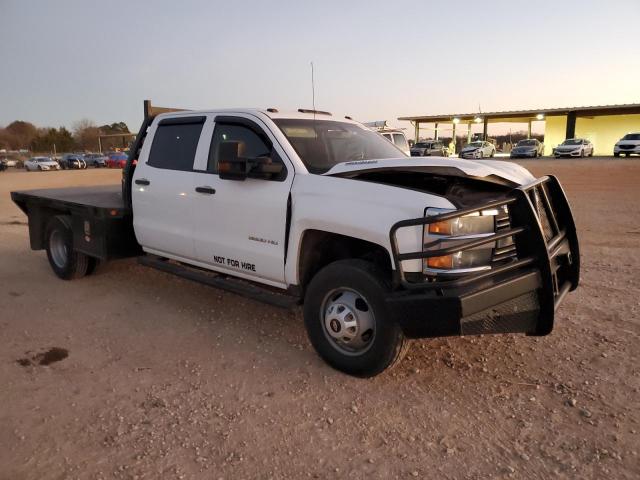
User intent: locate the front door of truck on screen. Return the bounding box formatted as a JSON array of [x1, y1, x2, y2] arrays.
[[132, 115, 208, 261], [191, 115, 293, 286]]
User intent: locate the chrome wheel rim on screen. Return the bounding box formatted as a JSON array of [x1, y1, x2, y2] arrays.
[[49, 229, 68, 268], [321, 288, 376, 356]]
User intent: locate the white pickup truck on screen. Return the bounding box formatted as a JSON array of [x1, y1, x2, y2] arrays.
[[11, 101, 580, 377]]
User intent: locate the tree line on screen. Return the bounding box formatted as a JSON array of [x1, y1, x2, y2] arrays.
[[0, 119, 131, 154]]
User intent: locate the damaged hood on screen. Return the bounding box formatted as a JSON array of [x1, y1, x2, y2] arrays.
[[323, 157, 536, 186]]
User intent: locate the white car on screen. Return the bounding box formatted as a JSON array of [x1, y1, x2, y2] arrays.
[[24, 157, 61, 171], [614, 133, 640, 157], [364, 121, 410, 156], [2, 158, 18, 167], [553, 138, 594, 158], [459, 141, 496, 159]]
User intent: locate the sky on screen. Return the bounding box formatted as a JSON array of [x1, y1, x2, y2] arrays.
[[1, 0, 639, 137]]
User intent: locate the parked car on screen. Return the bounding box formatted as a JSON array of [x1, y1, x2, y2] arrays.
[[510, 139, 544, 158], [59, 153, 87, 169], [410, 140, 448, 157], [84, 153, 108, 167], [0, 161, 6, 172], [459, 141, 496, 159], [106, 152, 128, 168], [1, 157, 18, 167], [553, 139, 594, 158], [24, 157, 61, 171], [613, 133, 640, 157]]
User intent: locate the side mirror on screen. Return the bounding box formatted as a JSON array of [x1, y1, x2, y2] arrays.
[[247, 156, 284, 180], [218, 141, 284, 181], [218, 141, 248, 181]]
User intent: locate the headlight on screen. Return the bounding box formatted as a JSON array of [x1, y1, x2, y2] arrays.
[[428, 210, 494, 236], [424, 207, 503, 274]]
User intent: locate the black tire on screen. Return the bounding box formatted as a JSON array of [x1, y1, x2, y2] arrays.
[[614, 152, 620, 157], [45, 216, 89, 280], [490, 150, 495, 158], [303, 259, 410, 377]]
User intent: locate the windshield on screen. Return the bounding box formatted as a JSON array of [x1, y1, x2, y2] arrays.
[[414, 142, 431, 148], [35, 158, 51, 162], [273, 119, 405, 173], [467, 142, 483, 148], [622, 133, 640, 141], [517, 140, 537, 146], [562, 139, 582, 145]]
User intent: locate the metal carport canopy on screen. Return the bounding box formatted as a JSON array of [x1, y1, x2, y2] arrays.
[[398, 103, 640, 123]]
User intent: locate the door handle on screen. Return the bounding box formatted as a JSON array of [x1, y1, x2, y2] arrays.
[[135, 178, 150, 185], [195, 186, 216, 195]]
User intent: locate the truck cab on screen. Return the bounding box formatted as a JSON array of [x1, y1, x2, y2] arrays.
[[12, 102, 580, 377]]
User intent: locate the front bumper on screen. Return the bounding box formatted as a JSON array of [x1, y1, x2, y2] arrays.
[[387, 175, 580, 338], [459, 150, 480, 159], [510, 150, 537, 158], [554, 149, 581, 157], [614, 146, 640, 154]]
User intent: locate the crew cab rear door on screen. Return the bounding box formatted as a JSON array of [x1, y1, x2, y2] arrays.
[[131, 115, 207, 260], [191, 114, 293, 286]]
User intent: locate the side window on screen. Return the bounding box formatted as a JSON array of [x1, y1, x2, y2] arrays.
[[207, 123, 285, 180], [148, 118, 204, 171], [392, 134, 408, 150]]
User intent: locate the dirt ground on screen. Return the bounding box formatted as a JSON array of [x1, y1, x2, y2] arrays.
[[1, 159, 639, 480]]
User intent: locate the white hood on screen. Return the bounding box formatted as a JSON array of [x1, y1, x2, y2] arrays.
[[323, 157, 536, 186]]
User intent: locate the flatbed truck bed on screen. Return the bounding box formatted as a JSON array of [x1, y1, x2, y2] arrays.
[[11, 185, 140, 260]]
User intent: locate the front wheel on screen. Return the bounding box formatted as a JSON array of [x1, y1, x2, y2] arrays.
[[45, 216, 90, 280], [303, 259, 410, 377]]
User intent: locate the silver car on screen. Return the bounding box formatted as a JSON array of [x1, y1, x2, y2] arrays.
[[24, 157, 61, 171], [613, 133, 640, 157], [459, 141, 496, 159], [553, 138, 594, 158]]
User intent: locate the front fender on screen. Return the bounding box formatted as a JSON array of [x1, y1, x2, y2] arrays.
[[285, 175, 455, 285]]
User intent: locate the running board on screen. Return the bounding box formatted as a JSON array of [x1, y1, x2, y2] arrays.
[[138, 255, 299, 309]]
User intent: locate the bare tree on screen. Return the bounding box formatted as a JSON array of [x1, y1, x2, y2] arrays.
[[72, 118, 100, 152]]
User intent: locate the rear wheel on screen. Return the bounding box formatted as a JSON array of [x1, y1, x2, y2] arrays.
[[303, 259, 410, 377], [45, 216, 89, 280]]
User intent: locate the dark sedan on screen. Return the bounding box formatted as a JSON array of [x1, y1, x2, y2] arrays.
[[83, 153, 108, 167], [59, 154, 87, 169]]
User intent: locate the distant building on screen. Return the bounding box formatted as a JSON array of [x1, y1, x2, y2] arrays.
[[399, 103, 640, 156]]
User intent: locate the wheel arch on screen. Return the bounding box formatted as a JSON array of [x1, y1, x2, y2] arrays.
[[296, 229, 393, 295]]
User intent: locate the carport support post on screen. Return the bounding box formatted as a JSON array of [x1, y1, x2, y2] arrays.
[[98, 136, 102, 154], [527, 120, 532, 139], [467, 122, 472, 143], [434, 122, 439, 140], [414, 121, 419, 142], [451, 121, 456, 155], [566, 111, 577, 139], [482, 119, 488, 140]]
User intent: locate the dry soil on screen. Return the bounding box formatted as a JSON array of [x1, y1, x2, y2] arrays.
[[0, 159, 639, 479]]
